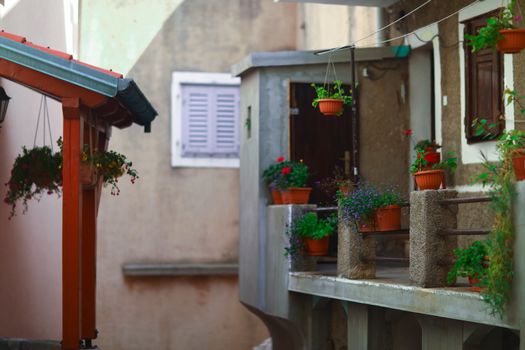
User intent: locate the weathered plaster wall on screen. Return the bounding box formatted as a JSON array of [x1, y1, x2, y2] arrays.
[[82, 0, 298, 349], [0, 0, 75, 340]]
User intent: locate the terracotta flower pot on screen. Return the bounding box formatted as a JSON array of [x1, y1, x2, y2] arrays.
[[512, 149, 525, 181], [358, 217, 376, 233], [81, 163, 98, 187], [270, 188, 283, 204], [317, 99, 344, 116], [280, 187, 312, 204], [497, 29, 525, 54], [303, 236, 330, 256], [468, 274, 483, 293], [375, 205, 401, 232], [414, 169, 445, 190]]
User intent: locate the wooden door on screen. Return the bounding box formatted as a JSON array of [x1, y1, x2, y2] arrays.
[[289, 82, 353, 206]]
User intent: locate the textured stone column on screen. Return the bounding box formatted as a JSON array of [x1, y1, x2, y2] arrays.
[[410, 189, 458, 287], [338, 207, 376, 279]]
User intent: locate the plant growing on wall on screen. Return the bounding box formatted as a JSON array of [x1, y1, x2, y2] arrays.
[[465, 0, 525, 54], [311, 80, 353, 116]]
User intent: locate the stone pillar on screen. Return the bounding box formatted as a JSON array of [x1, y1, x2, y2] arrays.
[[417, 315, 464, 350], [338, 208, 375, 279], [347, 302, 369, 350], [410, 189, 458, 287]]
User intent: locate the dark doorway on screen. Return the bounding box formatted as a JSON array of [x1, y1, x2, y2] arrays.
[[289, 82, 353, 206]]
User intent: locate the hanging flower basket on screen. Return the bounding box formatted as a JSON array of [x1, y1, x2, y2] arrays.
[[81, 163, 98, 187], [497, 29, 525, 53], [317, 99, 344, 116]]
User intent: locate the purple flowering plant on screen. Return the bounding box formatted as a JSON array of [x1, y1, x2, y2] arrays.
[[340, 183, 404, 222]]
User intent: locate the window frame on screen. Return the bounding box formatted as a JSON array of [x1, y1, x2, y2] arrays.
[[463, 10, 504, 144], [171, 71, 241, 168]]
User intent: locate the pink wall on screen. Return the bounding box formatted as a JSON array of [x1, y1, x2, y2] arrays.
[[0, 0, 68, 340]]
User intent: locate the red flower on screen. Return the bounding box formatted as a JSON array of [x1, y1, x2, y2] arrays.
[[404, 129, 413, 136], [281, 167, 291, 175], [276, 156, 285, 163]]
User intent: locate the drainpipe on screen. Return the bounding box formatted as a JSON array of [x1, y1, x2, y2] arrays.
[[375, 7, 385, 47]]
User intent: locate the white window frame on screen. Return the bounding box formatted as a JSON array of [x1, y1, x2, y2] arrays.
[[171, 71, 241, 168], [458, 0, 514, 164]]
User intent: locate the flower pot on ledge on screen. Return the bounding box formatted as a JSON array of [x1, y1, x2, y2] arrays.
[[414, 169, 444, 190], [512, 149, 525, 181], [270, 188, 283, 204], [280, 187, 312, 204], [375, 205, 401, 232], [303, 236, 329, 256], [317, 99, 344, 116], [358, 217, 376, 233], [497, 29, 525, 54]]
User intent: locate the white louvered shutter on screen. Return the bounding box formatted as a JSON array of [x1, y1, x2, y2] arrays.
[[181, 84, 239, 158]]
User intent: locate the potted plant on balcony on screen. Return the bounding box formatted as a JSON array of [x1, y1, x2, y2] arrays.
[[375, 187, 404, 232], [466, 0, 525, 54], [447, 241, 488, 292], [341, 183, 380, 232], [498, 129, 525, 181], [294, 212, 337, 256], [415, 140, 441, 169], [311, 80, 353, 116], [262, 156, 288, 204], [410, 149, 457, 190], [4, 140, 62, 219], [277, 160, 312, 204]]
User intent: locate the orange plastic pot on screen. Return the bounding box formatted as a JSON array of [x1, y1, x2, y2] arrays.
[[280, 187, 312, 204], [358, 217, 376, 233], [317, 99, 344, 116], [414, 169, 444, 190], [270, 188, 283, 204], [375, 205, 401, 232], [468, 274, 483, 293], [303, 236, 330, 256], [512, 149, 525, 181], [497, 29, 525, 54]]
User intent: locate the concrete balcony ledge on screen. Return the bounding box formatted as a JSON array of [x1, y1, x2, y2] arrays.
[[122, 262, 238, 277], [288, 268, 518, 330], [0, 339, 60, 350]]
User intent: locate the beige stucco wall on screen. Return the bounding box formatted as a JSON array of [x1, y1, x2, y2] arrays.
[[0, 0, 74, 340], [297, 4, 378, 50], [80, 0, 297, 349]]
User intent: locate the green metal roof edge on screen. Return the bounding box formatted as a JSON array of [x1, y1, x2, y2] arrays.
[[0, 36, 158, 131]]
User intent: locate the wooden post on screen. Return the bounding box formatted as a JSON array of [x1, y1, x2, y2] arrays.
[[62, 97, 83, 350], [81, 187, 97, 342]]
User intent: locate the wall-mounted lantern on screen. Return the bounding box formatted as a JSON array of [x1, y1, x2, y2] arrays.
[[0, 87, 11, 124]]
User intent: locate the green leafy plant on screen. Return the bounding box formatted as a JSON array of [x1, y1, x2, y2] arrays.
[[294, 212, 337, 240], [4, 139, 63, 218], [414, 139, 441, 152], [409, 149, 457, 174], [82, 145, 138, 196], [275, 160, 309, 189], [262, 156, 288, 187], [472, 128, 523, 317], [311, 80, 353, 108], [465, 0, 519, 52], [447, 241, 488, 285]]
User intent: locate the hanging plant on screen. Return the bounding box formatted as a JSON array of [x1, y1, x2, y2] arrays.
[[311, 80, 353, 116], [466, 0, 525, 54], [4, 139, 63, 218], [81, 146, 138, 196]]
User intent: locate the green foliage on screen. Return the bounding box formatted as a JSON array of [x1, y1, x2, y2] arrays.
[[294, 212, 337, 240], [262, 156, 287, 186], [409, 149, 457, 174], [447, 241, 488, 285], [340, 183, 403, 222], [465, 0, 517, 52], [414, 139, 441, 152], [311, 80, 353, 108], [473, 128, 522, 317], [82, 145, 138, 196], [276, 161, 309, 189], [4, 139, 63, 218]]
